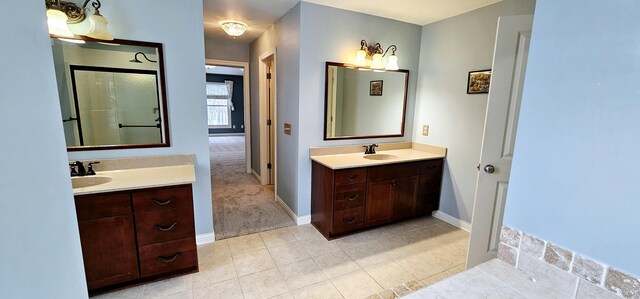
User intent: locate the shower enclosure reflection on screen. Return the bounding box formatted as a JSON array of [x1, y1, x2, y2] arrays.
[[69, 66, 161, 146]]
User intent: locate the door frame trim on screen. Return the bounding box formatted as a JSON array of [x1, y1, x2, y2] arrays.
[[258, 49, 277, 190], [205, 59, 252, 174]]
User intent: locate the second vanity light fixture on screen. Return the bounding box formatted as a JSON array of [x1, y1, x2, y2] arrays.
[[45, 0, 113, 41], [354, 40, 399, 71]]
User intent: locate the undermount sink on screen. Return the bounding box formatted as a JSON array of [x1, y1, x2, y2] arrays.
[[363, 154, 399, 160], [72, 176, 113, 188]]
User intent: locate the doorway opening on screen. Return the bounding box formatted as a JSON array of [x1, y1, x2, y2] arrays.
[[206, 58, 294, 240]]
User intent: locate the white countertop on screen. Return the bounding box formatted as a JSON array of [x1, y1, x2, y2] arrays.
[[310, 148, 446, 170], [72, 165, 196, 195]]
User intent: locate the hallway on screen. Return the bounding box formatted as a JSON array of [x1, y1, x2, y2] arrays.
[[210, 136, 294, 240]]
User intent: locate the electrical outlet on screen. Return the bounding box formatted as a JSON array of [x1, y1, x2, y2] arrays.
[[422, 125, 429, 136]]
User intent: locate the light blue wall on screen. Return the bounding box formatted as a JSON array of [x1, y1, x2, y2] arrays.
[[505, 1, 640, 277], [0, 2, 88, 298], [67, 0, 213, 236], [413, 0, 536, 223], [297, 2, 422, 215]]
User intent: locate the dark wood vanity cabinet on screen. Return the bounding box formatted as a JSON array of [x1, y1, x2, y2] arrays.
[[312, 159, 443, 239], [74, 184, 198, 293]]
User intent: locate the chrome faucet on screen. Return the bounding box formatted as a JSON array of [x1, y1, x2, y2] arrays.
[[363, 144, 378, 154]]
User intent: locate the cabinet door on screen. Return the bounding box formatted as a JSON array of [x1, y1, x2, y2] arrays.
[[79, 215, 139, 290], [365, 180, 394, 227], [392, 176, 419, 221]]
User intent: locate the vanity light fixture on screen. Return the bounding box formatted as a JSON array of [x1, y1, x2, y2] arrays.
[[221, 21, 248, 38], [354, 40, 399, 70], [130, 52, 158, 64], [45, 0, 114, 41]]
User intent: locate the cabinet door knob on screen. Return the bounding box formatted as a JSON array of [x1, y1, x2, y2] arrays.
[[154, 222, 178, 232], [152, 196, 176, 206], [157, 252, 181, 263], [484, 165, 495, 174], [345, 194, 359, 201]]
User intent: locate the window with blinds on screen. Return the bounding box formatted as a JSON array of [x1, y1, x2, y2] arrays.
[[206, 82, 232, 128]]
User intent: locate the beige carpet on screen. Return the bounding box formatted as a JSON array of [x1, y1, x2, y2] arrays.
[[210, 136, 295, 240]]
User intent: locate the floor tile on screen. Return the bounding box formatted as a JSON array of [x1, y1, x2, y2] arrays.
[[404, 216, 440, 229], [157, 290, 192, 299], [260, 227, 297, 248], [268, 241, 311, 266], [421, 270, 453, 287], [270, 293, 294, 299], [92, 285, 143, 298], [292, 280, 344, 299], [516, 253, 579, 298], [393, 251, 450, 280], [197, 239, 231, 264], [313, 250, 362, 279], [141, 275, 192, 298], [478, 256, 577, 299], [193, 278, 243, 299], [228, 233, 266, 256], [330, 270, 384, 299], [343, 241, 392, 268], [407, 268, 525, 299], [278, 259, 327, 291], [364, 261, 419, 289], [192, 257, 238, 289], [233, 248, 277, 277], [238, 268, 290, 299], [299, 238, 342, 258], [288, 224, 325, 241]]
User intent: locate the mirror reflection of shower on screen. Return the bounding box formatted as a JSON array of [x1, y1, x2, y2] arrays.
[[130, 52, 157, 63]]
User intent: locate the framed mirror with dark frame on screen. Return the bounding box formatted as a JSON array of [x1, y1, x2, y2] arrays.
[[51, 36, 170, 151], [324, 62, 409, 140]]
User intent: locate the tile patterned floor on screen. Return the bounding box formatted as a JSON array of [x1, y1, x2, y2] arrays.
[[93, 217, 469, 299]]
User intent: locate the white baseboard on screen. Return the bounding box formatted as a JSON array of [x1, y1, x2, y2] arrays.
[[196, 233, 215, 245], [252, 170, 261, 182], [432, 210, 472, 232], [276, 195, 311, 225]]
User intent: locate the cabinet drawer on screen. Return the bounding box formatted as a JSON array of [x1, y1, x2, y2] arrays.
[[75, 193, 131, 221], [334, 183, 366, 210], [420, 159, 443, 175], [332, 206, 365, 235], [367, 162, 420, 182], [138, 237, 197, 278], [135, 206, 195, 246], [132, 185, 193, 212], [335, 168, 367, 186]]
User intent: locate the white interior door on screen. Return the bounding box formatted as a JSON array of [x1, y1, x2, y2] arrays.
[[467, 15, 533, 268]]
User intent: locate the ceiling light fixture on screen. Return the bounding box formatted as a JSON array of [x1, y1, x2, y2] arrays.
[[221, 21, 248, 38], [354, 40, 399, 70], [45, 0, 114, 41]]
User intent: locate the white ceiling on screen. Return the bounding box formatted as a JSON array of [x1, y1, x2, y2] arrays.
[[203, 0, 503, 43], [203, 0, 299, 43]]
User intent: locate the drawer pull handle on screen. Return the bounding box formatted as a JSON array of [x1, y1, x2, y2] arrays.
[[154, 222, 178, 232], [343, 217, 357, 224], [347, 175, 358, 182], [152, 196, 176, 206], [157, 252, 181, 263], [345, 194, 359, 201]]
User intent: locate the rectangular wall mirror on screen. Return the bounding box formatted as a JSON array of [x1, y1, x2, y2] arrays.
[[51, 37, 169, 151], [324, 62, 409, 140]]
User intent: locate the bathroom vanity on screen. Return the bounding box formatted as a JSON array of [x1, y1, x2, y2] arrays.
[[70, 156, 198, 294], [310, 143, 446, 239]]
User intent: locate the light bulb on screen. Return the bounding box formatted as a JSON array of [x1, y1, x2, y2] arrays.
[[385, 54, 399, 70], [46, 9, 74, 38], [371, 53, 384, 69], [354, 50, 367, 67]]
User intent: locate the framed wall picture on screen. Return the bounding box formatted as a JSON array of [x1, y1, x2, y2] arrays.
[[370, 80, 383, 96], [467, 69, 492, 94]]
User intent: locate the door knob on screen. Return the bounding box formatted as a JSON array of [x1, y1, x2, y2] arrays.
[[484, 165, 495, 174]]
